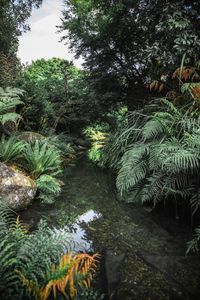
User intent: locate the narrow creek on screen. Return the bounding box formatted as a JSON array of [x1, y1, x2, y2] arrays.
[[20, 158, 200, 300]]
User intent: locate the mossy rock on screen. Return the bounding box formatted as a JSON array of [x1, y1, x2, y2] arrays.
[[0, 163, 37, 211]]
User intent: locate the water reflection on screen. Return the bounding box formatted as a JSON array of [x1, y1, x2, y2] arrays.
[[68, 210, 102, 251]]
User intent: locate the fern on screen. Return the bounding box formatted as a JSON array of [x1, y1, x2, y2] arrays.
[[186, 226, 200, 254], [159, 139, 200, 173], [0, 135, 25, 163], [0, 87, 24, 126], [104, 96, 200, 221], [142, 117, 171, 141], [23, 140, 62, 179], [36, 175, 61, 204], [0, 201, 74, 299], [43, 131, 75, 158], [18, 252, 100, 300], [117, 145, 150, 194]]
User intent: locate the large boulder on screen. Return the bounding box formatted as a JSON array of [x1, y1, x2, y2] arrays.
[[0, 163, 37, 211]]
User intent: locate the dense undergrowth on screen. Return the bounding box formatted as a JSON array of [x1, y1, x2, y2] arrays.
[[1, 55, 200, 300], [1, 1, 200, 298], [0, 64, 103, 299], [0, 202, 101, 300], [84, 61, 200, 254]]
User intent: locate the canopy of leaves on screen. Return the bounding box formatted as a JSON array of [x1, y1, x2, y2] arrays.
[[0, 0, 42, 55], [0, 0, 43, 86], [18, 58, 107, 132], [60, 0, 200, 106]]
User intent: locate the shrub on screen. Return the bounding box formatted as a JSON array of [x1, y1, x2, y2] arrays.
[[102, 97, 200, 218], [83, 122, 109, 166], [23, 140, 62, 179], [0, 135, 25, 163]]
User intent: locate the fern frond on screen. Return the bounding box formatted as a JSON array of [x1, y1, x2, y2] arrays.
[[142, 118, 169, 140], [0, 136, 25, 163], [23, 140, 62, 179], [186, 226, 200, 254], [0, 87, 24, 126], [117, 145, 150, 194]]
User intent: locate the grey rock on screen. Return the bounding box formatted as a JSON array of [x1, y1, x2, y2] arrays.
[[0, 163, 37, 211]]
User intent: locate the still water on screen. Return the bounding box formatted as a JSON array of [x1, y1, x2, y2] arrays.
[[20, 159, 200, 300]]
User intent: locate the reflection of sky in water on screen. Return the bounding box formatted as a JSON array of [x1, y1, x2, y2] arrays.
[[69, 210, 101, 251], [78, 210, 101, 223]]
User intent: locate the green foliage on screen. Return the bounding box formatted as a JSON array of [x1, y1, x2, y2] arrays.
[[84, 105, 128, 165], [0, 136, 25, 163], [0, 53, 20, 87], [61, 0, 200, 107], [0, 87, 24, 126], [44, 131, 75, 159], [83, 122, 110, 141], [186, 227, 200, 255], [36, 175, 61, 204], [0, 0, 42, 55], [102, 97, 200, 216], [0, 1, 43, 87], [17, 58, 97, 132], [0, 201, 100, 300], [87, 145, 104, 166], [105, 105, 128, 128], [23, 140, 62, 179], [83, 122, 109, 166]]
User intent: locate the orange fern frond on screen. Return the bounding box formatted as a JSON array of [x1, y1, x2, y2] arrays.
[[149, 80, 165, 92], [191, 85, 200, 100], [18, 252, 100, 300], [172, 67, 196, 81]]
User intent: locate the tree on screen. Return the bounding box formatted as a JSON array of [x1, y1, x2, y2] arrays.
[[0, 0, 43, 86], [17, 58, 100, 132], [60, 0, 200, 108], [0, 0, 42, 55]]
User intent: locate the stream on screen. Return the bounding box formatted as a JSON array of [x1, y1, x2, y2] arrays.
[[20, 158, 200, 300]]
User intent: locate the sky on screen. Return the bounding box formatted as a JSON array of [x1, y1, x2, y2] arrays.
[[17, 0, 84, 68]]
